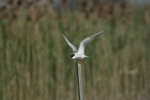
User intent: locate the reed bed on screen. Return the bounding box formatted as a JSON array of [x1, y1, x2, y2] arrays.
[[0, 7, 150, 100]]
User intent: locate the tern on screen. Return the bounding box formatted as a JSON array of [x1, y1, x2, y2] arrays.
[[62, 30, 106, 63]]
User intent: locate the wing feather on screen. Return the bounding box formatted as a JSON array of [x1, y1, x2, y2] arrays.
[[78, 30, 106, 54], [62, 34, 77, 53]]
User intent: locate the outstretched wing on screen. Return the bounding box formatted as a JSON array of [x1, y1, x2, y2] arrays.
[[78, 30, 106, 54], [62, 34, 77, 53]]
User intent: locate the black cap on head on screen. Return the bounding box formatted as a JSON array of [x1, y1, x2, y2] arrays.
[[71, 54, 75, 57]]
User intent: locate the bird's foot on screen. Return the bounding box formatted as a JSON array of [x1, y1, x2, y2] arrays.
[[78, 60, 82, 64]]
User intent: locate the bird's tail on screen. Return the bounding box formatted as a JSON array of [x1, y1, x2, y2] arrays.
[[84, 55, 92, 58]]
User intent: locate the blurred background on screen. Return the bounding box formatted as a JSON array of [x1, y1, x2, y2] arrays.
[[0, 0, 150, 100]]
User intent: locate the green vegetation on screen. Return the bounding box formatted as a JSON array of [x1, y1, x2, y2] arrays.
[[0, 10, 150, 100]]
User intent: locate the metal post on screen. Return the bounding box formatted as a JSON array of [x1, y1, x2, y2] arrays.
[[76, 62, 84, 100]]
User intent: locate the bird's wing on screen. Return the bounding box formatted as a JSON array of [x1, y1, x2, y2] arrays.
[[62, 34, 77, 53], [78, 30, 106, 54]]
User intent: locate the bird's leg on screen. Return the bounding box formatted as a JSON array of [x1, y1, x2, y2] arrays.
[[78, 59, 82, 64]]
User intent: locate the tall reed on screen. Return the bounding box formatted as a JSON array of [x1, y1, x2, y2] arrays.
[[0, 9, 150, 100]]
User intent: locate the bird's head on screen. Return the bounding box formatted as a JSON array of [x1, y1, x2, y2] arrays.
[[70, 54, 76, 59]]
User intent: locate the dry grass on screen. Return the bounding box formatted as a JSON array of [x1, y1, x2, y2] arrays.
[[0, 3, 150, 100]]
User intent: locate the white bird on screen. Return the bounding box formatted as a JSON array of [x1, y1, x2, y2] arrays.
[[62, 30, 106, 63]]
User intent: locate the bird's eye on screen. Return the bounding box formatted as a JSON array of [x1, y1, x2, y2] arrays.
[[71, 54, 75, 57]]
